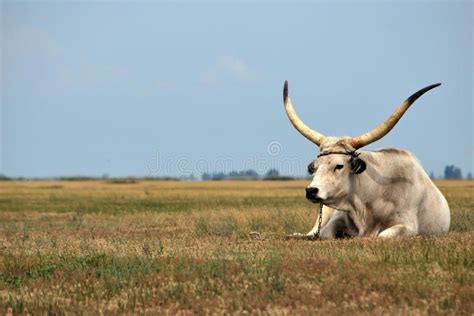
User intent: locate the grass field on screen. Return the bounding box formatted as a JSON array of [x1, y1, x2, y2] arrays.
[[0, 180, 472, 314]]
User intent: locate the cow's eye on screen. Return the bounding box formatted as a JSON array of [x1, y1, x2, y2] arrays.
[[307, 163, 315, 175], [334, 164, 344, 171]]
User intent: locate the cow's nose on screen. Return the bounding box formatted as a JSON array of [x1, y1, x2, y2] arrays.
[[306, 187, 319, 197]]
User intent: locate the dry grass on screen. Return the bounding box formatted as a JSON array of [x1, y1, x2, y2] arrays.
[[0, 180, 472, 314]]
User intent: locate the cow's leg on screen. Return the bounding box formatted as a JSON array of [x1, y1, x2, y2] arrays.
[[288, 206, 336, 239], [378, 224, 417, 238], [319, 211, 353, 239], [306, 206, 335, 236]]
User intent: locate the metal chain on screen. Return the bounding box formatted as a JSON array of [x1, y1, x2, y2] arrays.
[[310, 203, 324, 240]]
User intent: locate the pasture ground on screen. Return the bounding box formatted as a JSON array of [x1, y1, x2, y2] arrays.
[[0, 180, 472, 314]]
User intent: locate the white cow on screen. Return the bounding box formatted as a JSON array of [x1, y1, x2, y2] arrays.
[[283, 81, 450, 238]]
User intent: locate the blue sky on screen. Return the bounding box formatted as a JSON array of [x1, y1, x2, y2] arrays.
[[1, 1, 472, 178]]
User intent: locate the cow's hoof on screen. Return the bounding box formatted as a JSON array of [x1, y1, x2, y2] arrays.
[[286, 233, 312, 240]]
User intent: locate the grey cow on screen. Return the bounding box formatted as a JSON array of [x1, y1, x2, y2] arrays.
[[283, 81, 450, 239]]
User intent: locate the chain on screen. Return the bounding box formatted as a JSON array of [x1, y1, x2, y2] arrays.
[[310, 203, 324, 240]]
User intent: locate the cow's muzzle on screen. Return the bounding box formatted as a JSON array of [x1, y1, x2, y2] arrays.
[[305, 187, 321, 203]]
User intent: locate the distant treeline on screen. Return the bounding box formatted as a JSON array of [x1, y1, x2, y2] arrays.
[[429, 165, 471, 180], [0, 165, 471, 181], [0, 169, 294, 181], [201, 169, 294, 181]]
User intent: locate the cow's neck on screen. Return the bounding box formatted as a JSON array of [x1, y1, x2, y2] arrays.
[[327, 192, 372, 236]]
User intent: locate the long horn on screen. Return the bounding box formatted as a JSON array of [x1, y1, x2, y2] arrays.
[[283, 80, 325, 146], [351, 83, 441, 149]]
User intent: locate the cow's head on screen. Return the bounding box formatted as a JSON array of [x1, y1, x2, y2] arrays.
[[282, 81, 440, 207]]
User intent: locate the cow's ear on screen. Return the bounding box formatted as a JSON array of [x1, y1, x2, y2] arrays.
[[350, 157, 366, 174]]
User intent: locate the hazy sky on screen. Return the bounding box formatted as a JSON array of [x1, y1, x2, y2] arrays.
[[1, 1, 472, 178]]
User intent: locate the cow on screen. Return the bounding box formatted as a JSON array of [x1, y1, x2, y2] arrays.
[[283, 81, 450, 239]]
